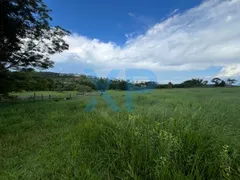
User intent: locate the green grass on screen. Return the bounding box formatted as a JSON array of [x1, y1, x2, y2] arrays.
[[8, 91, 78, 101], [1, 88, 240, 179], [11, 91, 77, 97]]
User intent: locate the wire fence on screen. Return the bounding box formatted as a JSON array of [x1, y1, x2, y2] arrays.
[[0, 92, 100, 103]]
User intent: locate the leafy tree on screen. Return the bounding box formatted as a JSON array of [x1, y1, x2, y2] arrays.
[[168, 82, 173, 88], [0, 0, 70, 72], [0, 0, 70, 94], [219, 80, 226, 87], [211, 78, 222, 86], [96, 78, 109, 92], [46, 78, 55, 91], [76, 79, 96, 90], [185, 78, 207, 87], [0, 68, 35, 93], [156, 84, 169, 89], [211, 78, 227, 87], [76, 85, 93, 93], [145, 81, 158, 89], [109, 79, 129, 90], [227, 78, 237, 86], [203, 80, 208, 86], [54, 80, 64, 92]]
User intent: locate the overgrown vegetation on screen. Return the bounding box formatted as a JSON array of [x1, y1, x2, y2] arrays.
[[1, 71, 238, 95], [1, 88, 240, 179]]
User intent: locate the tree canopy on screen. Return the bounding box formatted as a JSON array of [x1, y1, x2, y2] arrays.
[[0, 0, 70, 72], [227, 78, 237, 86], [211, 78, 226, 87], [182, 79, 208, 88]]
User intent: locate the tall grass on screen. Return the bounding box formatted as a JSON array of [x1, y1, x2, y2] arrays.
[[1, 88, 240, 179]]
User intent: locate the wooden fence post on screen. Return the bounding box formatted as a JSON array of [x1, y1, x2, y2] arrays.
[[41, 94, 43, 100], [49, 95, 51, 100], [34, 92, 36, 101]]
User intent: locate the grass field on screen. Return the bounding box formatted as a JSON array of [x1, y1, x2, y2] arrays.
[[11, 91, 77, 99], [1, 88, 240, 179]]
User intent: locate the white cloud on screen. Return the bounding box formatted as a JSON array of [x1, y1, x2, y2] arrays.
[[226, 15, 233, 22], [128, 12, 135, 17], [51, 0, 240, 78], [125, 32, 136, 39], [217, 64, 240, 77], [168, 9, 179, 17]]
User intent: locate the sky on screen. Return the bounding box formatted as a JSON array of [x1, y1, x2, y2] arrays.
[[44, 0, 240, 83]]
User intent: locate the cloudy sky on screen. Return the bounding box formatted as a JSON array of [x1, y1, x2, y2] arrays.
[[45, 0, 240, 83]]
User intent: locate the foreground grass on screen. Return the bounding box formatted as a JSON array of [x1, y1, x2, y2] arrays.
[[1, 88, 240, 179]]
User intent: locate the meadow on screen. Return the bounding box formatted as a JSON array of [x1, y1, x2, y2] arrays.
[[10, 91, 78, 101], [1, 88, 240, 179], [11, 91, 77, 97]]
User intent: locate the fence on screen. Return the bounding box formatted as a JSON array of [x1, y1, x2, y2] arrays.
[[0, 92, 100, 103]]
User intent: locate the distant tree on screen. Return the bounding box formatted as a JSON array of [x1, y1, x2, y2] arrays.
[[211, 78, 222, 86], [118, 80, 127, 90], [156, 84, 169, 89], [172, 83, 184, 88], [0, 68, 35, 93], [182, 78, 207, 88], [97, 78, 109, 92], [168, 82, 173, 89], [203, 80, 208, 86], [227, 78, 237, 86], [145, 81, 158, 89], [46, 78, 55, 91], [219, 80, 226, 87], [192, 78, 204, 86], [76, 85, 93, 93], [109, 79, 127, 90], [55, 81, 64, 92]]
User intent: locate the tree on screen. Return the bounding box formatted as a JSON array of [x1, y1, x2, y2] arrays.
[[227, 78, 237, 86], [203, 80, 208, 86], [168, 82, 173, 89], [97, 78, 109, 92], [0, 0, 70, 72], [219, 80, 226, 87], [211, 78, 222, 86], [181, 78, 207, 88], [76, 85, 93, 93], [0, 0, 70, 94]]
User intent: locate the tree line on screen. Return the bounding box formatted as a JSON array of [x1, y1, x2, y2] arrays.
[[0, 71, 238, 95]]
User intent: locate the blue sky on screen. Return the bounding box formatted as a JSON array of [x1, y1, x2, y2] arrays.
[[45, 0, 240, 83], [45, 0, 202, 44]]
